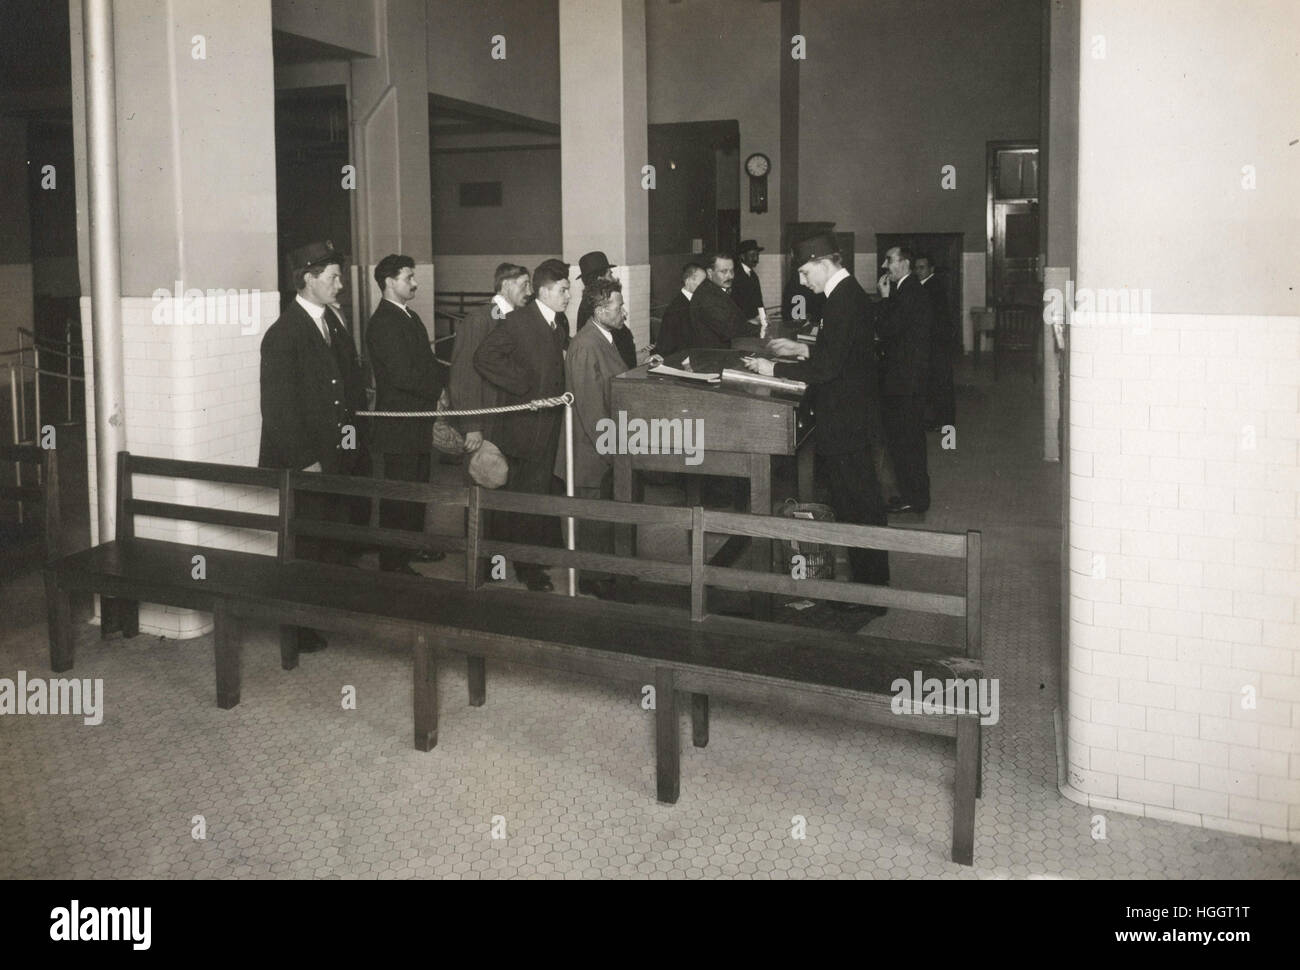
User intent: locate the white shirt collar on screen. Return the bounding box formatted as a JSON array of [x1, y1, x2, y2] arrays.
[[296, 294, 326, 322], [823, 267, 850, 297], [492, 294, 513, 316], [384, 297, 411, 316], [593, 322, 614, 344], [920, 274, 934, 285], [741, 262, 754, 276], [681, 287, 694, 301], [896, 272, 911, 289], [535, 299, 558, 326]]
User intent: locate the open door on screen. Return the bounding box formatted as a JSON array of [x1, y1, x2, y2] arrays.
[[987, 142, 1041, 306]]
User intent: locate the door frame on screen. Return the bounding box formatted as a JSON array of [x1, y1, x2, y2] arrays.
[[986, 140, 1039, 306]]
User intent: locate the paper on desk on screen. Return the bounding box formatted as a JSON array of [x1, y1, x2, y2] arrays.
[[648, 363, 721, 382], [721, 368, 807, 394]]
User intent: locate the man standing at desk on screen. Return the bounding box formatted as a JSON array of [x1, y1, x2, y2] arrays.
[[685, 253, 753, 350], [474, 258, 571, 592], [655, 262, 705, 358], [730, 239, 765, 322], [744, 232, 890, 613], [576, 251, 637, 370], [557, 277, 630, 601], [877, 246, 934, 514]]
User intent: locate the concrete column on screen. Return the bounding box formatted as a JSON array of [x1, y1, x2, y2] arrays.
[[350, 0, 436, 341], [72, 0, 280, 637], [559, 0, 650, 350]]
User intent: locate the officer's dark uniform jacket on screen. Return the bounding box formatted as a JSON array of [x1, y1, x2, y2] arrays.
[[258, 297, 366, 474]]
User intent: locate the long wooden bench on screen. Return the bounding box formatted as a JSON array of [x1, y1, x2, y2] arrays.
[[44, 451, 989, 865]]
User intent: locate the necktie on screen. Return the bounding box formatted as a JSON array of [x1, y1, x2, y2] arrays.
[[320, 317, 331, 346]]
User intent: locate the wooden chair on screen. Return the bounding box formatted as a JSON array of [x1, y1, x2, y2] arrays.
[[993, 304, 1041, 383]]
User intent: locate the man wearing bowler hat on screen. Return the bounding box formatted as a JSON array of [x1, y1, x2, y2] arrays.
[[730, 239, 766, 322], [744, 232, 890, 615], [576, 250, 637, 370], [259, 241, 367, 651]]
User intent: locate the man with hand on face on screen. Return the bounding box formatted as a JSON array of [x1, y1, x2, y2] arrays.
[[449, 262, 532, 454], [473, 258, 571, 593], [685, 253, 754, 350], [654, 262, 705, 358], [259, 241, 366, 651], [557, 277, 631, 601], [744, 233, 890, 614], [366, 253, 446, 573], [876, 246, 934, 514]]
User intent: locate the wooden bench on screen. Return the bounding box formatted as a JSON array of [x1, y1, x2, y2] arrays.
[[44, 451, 988, 865]]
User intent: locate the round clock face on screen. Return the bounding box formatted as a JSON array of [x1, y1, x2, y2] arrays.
[[745, 152, 770, 178]]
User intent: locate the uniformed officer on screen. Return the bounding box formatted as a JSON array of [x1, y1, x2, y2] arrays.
[[258, 241, 366, 650]]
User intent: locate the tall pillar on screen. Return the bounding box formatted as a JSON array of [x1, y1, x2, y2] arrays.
[[559, 0, 650, 349], [72, 0, 280, 637], [350, 0, 436, 342]]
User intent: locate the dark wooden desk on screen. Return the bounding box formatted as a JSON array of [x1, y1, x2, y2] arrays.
[[610, 345, 814, 617]]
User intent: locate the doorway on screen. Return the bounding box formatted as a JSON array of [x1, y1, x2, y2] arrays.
[[986, 141, 1041, 306]]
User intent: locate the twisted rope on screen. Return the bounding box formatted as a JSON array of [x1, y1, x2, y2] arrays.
[[358, 393, 573, 419]]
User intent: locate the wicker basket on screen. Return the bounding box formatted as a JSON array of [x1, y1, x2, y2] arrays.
[[774, 498, 836, 580]]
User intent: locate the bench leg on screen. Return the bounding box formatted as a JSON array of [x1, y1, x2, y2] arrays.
[[44, 571, 73, 672], [952, 714, 978, 866], [214, 604, 241, 709], [413, 632, 438, 751], [467, 656, 485, 707], [100, 596, 120, 637], [118, 600, 139, 638], [279, 626, 299, 671], [655, 668, 679, 804], [691, 693, 709, 748]]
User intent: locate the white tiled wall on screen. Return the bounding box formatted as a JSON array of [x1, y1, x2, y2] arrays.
[[1064, 310, 1300, 842], [83, 292, 281, 638]]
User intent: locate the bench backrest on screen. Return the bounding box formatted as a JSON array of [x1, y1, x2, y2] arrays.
[[116, 452, 281, 547], [1, 443, 61, 561], [111, 452, 981, 658]]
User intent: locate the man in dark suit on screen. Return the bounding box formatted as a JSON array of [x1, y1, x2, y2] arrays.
[[259, 241, 366, 651], [745, 232, 889, 613], [685, 253, 754, 350], [556, 277, 632, 600], [448, 262, 531, 453], [876, 246, 934, 514], [473, 258, 571, 592], [576, 251, 637, 370], [365, 253, 446, 573], [653, 262, 704, 358], [916, 254, 955, 430], [730, 239, 765, 322]]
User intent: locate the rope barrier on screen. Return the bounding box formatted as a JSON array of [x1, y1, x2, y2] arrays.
[[356, 392, 573, 419]]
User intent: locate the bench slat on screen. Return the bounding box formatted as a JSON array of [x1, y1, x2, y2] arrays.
[[289, 471, 471, 505], [702, 509, 969, 557], [480, 540, 692, 584], [292, 518, 467, 554], [129, 455, 280, 488], [478, 489, 694, 527], [129, 499, 280, 533], [702, 565, 966, 615]]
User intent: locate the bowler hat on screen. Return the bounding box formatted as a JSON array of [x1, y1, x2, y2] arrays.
[[468, 440, 509, 489], [578, 251, 614, 281], [791, 232, 840, 267], [286, 240, 346, 279], [737, 239, 764, 254]]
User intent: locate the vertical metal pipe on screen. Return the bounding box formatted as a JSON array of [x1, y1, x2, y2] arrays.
[[33, 345, 42, 441], [9, 363, 22, 524], [83, 0, 126, 545], [565, 401, 575, 597], [16, 329, 26, 442], [65, 319, 73, 420]]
